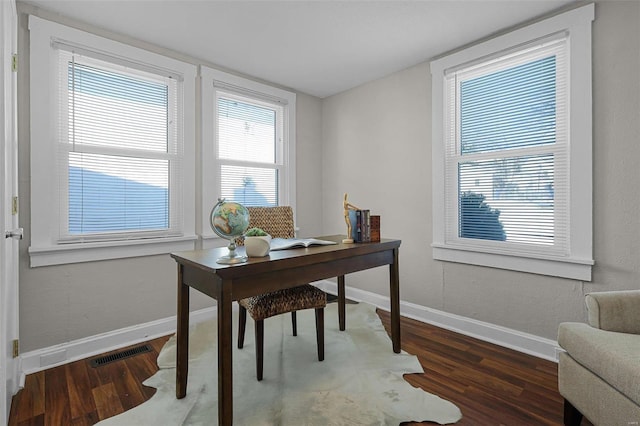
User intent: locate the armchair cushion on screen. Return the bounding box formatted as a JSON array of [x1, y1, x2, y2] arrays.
[[558, 322, 640, 406], [585, 290, 640, 334]]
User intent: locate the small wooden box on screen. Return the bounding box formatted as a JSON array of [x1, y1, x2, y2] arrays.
[[370, 215, 380, 242]]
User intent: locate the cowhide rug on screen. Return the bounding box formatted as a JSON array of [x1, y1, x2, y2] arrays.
[[97, 302, 462, 425]]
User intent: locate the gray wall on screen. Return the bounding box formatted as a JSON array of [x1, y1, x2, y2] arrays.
[[321, 0, 640, 341], [16, 5, 323, 352], [17, 0, 639, 352]]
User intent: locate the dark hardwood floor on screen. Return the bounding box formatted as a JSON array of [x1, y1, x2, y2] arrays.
[[377, 310, 590, 426], [8, 336, 170, 426], [9, 309, 589, 426]]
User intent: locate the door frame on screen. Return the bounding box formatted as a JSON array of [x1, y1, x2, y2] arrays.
[[1, 0, 20, 423]]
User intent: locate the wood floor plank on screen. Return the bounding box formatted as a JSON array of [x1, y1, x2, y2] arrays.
[[69, 411, 99, 426], [92, 383, 123, 421], [16, 413, 44, 426], [106, 362, 148, 411], [65, 359, 96, 419], [43, 366, 71, 426], [31, 372, 46, 418], [480, 357, 558, 390], [9, 371, 45, 425]]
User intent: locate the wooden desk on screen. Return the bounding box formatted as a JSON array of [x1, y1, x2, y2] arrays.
[[170, 235, 401, 426]]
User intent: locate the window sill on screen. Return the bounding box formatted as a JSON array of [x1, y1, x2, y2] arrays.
[[28, 235, 198, 267], [432, 244, 593, 281]]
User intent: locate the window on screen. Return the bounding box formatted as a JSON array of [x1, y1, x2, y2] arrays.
[[29, 16, 196, 266], [430, 4, 594, 280], [59, 48, 180, 238], [216, 91, 283, 206], [201, 67, 296, 242]]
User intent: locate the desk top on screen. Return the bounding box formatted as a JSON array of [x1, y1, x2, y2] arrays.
[[171, 235, 401, 279]]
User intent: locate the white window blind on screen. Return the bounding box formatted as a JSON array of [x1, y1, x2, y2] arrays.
[[444, 37, 568, 257], [215, 90, 284, 207], [55, 46, 183, 241]]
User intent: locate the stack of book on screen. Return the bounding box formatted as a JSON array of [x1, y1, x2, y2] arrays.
[[349, 209, 379, 242]]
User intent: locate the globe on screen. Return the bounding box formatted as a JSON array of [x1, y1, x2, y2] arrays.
[[210, 198, 251, 264]]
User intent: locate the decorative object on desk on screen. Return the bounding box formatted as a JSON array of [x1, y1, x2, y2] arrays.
[[210, 198, 250, 264], [244, 227, 272, 257], [94, 302, 462, 426], [370, 215, 381, 242], [270, 237, 337, 250], [342, 192, 361, 244]]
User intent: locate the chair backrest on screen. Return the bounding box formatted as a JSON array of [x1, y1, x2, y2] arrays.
[[239, 206, 294, 245]]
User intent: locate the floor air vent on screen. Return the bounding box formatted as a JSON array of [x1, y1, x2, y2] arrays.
[[90, 344, 152, 367]]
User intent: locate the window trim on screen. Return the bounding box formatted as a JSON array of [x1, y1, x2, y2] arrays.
[[200, 66, 296, 245], [430, 4, 594, 281], [28, 16, 197, 267]]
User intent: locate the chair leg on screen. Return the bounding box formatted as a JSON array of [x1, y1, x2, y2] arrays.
[[255, 319, 264, 381], [238, 305, 247, 349], [563, 399, 583, 426], [291, 311, 297, 336], [315, 308, 324, 362]]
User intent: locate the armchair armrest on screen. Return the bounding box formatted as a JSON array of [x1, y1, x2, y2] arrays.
[[585, 290, 640, 334]]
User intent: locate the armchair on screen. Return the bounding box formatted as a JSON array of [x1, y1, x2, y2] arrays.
[[558, 290, 640, 425]]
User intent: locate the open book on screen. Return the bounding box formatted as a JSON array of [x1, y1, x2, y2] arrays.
[[270, 238, 337, 251]]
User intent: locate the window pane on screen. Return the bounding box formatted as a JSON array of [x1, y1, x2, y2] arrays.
[[68, 153, 169, 234], [460, 55, 556, 154], [69, 62, 169, 152], [459, 154, 554, 245], [217, 96, 276, 163], [220, 165, 277, 207]]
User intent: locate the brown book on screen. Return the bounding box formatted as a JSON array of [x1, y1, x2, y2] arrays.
[[370, 215, 380, 242]]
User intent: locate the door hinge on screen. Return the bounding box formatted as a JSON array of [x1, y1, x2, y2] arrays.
[[12, 340, 19, 358], [12, 196, 18, 215], [11, 54, 17, 72]]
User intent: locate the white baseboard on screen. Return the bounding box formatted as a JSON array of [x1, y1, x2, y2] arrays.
[[20, 281, 560, 382], [314, 280, 560, 362], [20, 306, 218, 376]]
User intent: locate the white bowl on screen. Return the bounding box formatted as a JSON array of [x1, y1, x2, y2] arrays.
[[244, 235, 272, 257]]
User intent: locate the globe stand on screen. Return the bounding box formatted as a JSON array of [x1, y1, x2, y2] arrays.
[[217, 238, 248, 265]]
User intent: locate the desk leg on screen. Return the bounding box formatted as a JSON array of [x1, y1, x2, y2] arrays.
[[390, 248, 401, 353], [176, 264, 189, 398], [337, 275, 346, 331], [218, 281, 233, 426]]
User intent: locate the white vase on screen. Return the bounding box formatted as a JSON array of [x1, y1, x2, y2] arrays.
[[244, 235, 272, 257]]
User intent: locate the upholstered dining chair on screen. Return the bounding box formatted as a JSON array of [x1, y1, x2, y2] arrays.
[[237, 206, 327, 381]]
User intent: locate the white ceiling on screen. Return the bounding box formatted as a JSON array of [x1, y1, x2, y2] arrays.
[[22, 0, 576, 98]]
